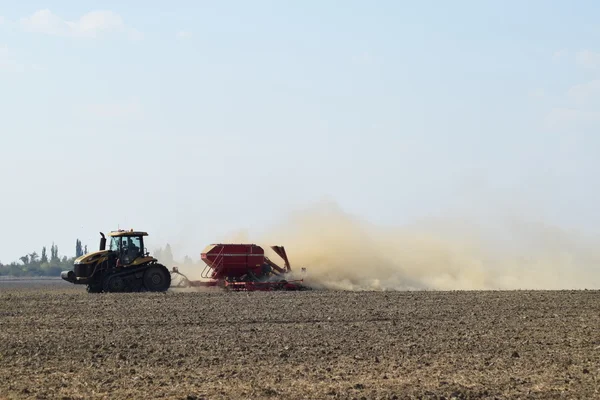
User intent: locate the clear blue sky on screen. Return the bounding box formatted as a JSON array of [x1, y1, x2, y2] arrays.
[[1, 1, 599, 261]]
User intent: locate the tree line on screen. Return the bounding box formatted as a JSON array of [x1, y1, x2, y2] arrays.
[[0, 240, 88, 277], [0, 240, 198, 277]]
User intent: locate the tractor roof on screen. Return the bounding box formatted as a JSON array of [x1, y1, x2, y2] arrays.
[[108, 230, 148, 237]]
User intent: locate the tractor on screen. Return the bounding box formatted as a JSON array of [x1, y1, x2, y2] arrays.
[[61, 230, 171, 293]]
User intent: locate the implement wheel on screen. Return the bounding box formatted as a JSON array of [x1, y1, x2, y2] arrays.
[[143, 265, 171, 292], [277, 279, 288, 291]]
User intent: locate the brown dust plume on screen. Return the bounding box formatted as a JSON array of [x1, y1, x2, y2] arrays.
[[259, 201, 600, 290]]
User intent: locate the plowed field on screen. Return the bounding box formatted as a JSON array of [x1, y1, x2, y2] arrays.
[[0, 280, 599, 399]]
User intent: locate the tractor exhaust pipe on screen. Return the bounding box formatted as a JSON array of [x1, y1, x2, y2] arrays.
[[99, 232, 106, 251]]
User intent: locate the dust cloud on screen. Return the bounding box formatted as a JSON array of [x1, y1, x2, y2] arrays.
[[159, 200, 600, 291], [259, 201, 600, 290]]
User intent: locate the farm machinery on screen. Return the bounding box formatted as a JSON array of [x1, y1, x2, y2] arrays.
[[61, 229, 308, 292], [61, 230, 171, 293], [170, 243, 308, 291]]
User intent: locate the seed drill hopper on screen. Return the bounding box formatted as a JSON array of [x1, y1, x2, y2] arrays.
[[171, 244, 308, 291]]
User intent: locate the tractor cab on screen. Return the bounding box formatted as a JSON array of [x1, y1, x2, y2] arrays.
[[108, 230, 148, 266]]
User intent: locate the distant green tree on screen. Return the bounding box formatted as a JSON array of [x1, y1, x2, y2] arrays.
[[29, 252, 39, 264], [41, 247, 48, 264], [50, 243, 60, 264], [76, 239, 82, 258]]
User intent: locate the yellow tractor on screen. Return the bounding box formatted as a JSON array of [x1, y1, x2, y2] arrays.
[[61, 230, 171, 293]]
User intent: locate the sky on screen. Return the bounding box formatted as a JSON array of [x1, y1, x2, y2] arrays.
[[0, 1, 599, 262]]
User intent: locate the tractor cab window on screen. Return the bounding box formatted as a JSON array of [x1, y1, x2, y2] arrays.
[[120, 236, 142, 264], [109, 237, 120, 251], [109, 235, 143, 265]]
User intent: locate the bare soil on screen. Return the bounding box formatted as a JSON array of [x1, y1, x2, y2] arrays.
[[0, 280, 599, 399]]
